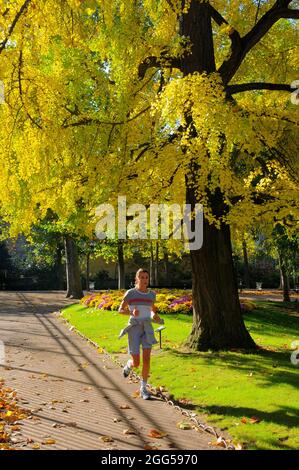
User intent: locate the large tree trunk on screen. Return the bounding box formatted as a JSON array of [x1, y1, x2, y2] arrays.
[[155, 242, 159, 287], [242, 239, 250, 288], [163, 247, 171, 287], [279, 265, 284, 290], [54, 243, 65, 290], [117, 240, 125, 289], [185, 184, 256, 350], [86, 252, 90, 290], [150, 242, 155, 286], [64, 235, 83, 299], [278, 250, 290, 302], [181, 2, 256, 350]]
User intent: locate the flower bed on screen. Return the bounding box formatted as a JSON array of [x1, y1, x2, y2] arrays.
[[80, 289, 256, 315]]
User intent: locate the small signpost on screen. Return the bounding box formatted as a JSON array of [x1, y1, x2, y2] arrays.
[[155, 325, 166, 349]]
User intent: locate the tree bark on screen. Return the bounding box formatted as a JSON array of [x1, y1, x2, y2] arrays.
[[155, 242, 159, 287], [64, 235, 83, 299], [86, 251, 90, 290], [242, 239, 250, 288], [54, 243, 65, 290], [163, 247, 171, 287], [117, 240, 125, 289], [278, 261, 284, 290], [181, 1, 256, 350], [150, 241, 155, 286], [185, 181, 256, 350], [278, 250, 290, 302]]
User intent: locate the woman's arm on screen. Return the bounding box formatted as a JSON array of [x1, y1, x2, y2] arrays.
[[151, 303, 162, 322], [118, 299, 130, 315], [119, 300, 139, 317]]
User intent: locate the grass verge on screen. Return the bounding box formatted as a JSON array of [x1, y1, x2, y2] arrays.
[[61, 300, 299, 450]]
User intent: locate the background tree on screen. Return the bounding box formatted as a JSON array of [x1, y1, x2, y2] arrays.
[[92, 0, 298, 350], [0, 0, 298, 348]]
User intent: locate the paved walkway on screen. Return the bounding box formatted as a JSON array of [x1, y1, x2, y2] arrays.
[[239, 289, 299, 303], [0, 291, 222, 451]]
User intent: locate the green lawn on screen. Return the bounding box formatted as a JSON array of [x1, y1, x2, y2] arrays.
[[61, 301, 299, 450]]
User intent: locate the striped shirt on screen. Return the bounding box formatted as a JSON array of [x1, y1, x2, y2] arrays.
[[123, 288, 156, 320]]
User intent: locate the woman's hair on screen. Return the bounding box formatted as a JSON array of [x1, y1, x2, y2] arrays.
[[134, 268, 149, 287]]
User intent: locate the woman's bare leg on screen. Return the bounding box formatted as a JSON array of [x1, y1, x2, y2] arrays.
[[142, 348, 151, 382], [131, 354, 140, 368]]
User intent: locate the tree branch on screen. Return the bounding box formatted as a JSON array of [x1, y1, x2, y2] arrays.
[[0, 0, 31, 55], [18, 49, 43, 129], [219, 1, 299, 84], [227, 82, 293, 95], [2, 8, 10, 18], [208, 3, 242, 52], [62, 105, 151, 128], [229, 191, 276, 206], [138, 50, 180, 80]]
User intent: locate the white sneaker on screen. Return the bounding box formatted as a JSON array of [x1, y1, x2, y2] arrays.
[[123, 363, 131, 378], [140, 385, 151, 400]]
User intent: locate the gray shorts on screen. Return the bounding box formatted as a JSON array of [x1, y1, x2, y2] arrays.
[[127, 321, 152, 355]]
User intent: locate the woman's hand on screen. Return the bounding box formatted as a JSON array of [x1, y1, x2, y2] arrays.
[[133, 306, 139, 317], [118, 300, 130, 315], [152, 312, 162, 323]]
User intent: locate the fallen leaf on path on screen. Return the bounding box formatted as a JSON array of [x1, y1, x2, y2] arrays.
[[131, 390, 140, 398], [0, 431, 10, 443], [11, 425, 21, 431], [176, 421, 192, 430], [100, 436, 114, 442], [123, 428, 136, 435], [144, 445, 158, 450], [148, 429, 168, 439], [79, 362, 89, 369], [113, 418, 122, 423], [119, 404, 131, 409], [42, 439, 56, 445], [31, 443, 41, 449]]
